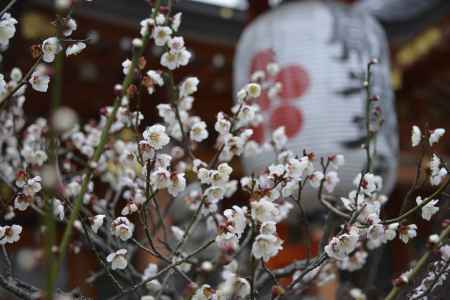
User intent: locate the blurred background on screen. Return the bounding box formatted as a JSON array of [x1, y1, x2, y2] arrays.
[[2, 0, 450, 298]]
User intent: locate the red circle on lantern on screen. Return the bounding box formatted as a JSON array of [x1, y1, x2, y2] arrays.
[[258, 90, 271, 111], [251, 124, 265, 144], [276, 65, 310, 101], [270, 105, 303, 138], [250, 49, 275, 75]]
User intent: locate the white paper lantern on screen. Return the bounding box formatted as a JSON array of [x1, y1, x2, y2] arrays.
[[234, 1, 398, 212]]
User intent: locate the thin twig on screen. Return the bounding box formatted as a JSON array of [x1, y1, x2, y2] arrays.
[[0, 0, 17, 17], [1, 245, 12, 277], [384, 224, 450, 300], [0, 56, 44, 111]]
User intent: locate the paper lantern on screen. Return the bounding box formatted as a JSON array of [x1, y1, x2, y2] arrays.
[[234, 1, 399, 212]]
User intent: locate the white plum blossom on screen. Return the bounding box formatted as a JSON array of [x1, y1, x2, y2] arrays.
[[150, 167, 171, 189], [156, 103, 175, 123], [197, 168, 210, 185], [160, 48, 191, 70], [272, 126, 287, 149], [416, 196, 439, 221], [278, 150, 295, 165], [222, 134, 247, 159], [168, 36, 185, 52], [324, 171, 340, 192], [204, 186, 225, 203], [329, 154, 345, 169], [251, 198, 279, 223], [21, 147, 48, 166], [138, 141, 155, 161], [145, 70, 164, 94], [350, 288, 367, 300], [217, 163, 233, 182], [337, 250, 368, 272], [287, 156, 314, 179], [190, 121, 208, 142], [158, 24, 191, 70], [252, 233, 283, 262], [139, 18, 153, 37], [61, 17, 77, 36], [55, 0, 71, 10], [428, 234, 440, 245], [268, 164, 285, 178], [223, 205, 248, 237], [121, 202, 138, 216], [10, 67, 22, 82], [53, 198, 65, 221], [132, 38, 143, 48], [266, 62, 280, 76], [66, 180, 81, 197], [66, 42, 86, 56], [122, 59, 131, 75], [148, 70, 164, 85], [324, 230, 359, 260], [0, 74, 7, 99], [0, 225, 22, 245], [260, 221, 277, 235], [172, 12, 182, 31], [179, 77, 199, 98], [250, 70, 264, 82], [179, 96, 194, 111], [29, 69, 50, 92], [91, 214, 105, 233], [15, 171, 27, 188], [384, 223, 399, 242], [216, 231, 239, 251], [23, 176, 42, 197], [143, 124, 170, 150], [367, 223, 385, 249], [234, 277, 251, 298], [171, 226, 185, 241], [192, 284, 215, 300], [215, 112, 231, 135], [168, 173, 186, 196], [237, 104, 258, 124], [152, 26, 172, 46], [429, 154, 447, 186], [236, 88, 247, 102], [0, 13, 18, 48], [353, 172, 382, 195], [309, 171, 324, 188], [106, 249, 128, 270], [14, 194, 32, 211], [155, 13, 165, 25], [142, 263, 162, 292], [429, 128, 445, 146], [440, 245, 450, 261], [111, 217, 134, 241], [42, 37, 62, 63], [411, 125, 421, 147], [399, 224, 417, 244], [282, 180, 298, 198], [240, 176, 255, 192], [246, 83, 261, 98]]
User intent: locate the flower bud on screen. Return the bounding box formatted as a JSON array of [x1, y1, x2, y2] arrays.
[[428, 234, 440, 247], [132, 38, 143, 48]]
